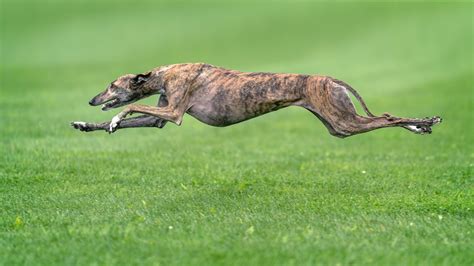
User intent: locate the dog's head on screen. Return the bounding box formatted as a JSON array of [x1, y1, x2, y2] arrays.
[[89, 71, 154, 111]]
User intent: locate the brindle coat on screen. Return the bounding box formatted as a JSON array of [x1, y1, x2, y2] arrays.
[[72, 63, 442, 137]]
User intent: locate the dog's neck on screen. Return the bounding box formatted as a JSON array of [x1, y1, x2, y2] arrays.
[[142, 71, 166, 96]]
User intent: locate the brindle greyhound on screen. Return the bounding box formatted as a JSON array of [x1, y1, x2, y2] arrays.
[[71, 63, 442, 137]]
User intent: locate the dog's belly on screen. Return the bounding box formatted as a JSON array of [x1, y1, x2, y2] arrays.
[[187, 90, 300, 127], [186, 105, 241, 127], [186, 70, 309, 126], [187, 101, 284, 127]]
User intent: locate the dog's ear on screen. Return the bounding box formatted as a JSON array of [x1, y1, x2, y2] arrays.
[[131, 72, 151, 86]]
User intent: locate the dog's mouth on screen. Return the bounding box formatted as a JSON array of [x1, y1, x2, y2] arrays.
[[101, 98, 120, 111]]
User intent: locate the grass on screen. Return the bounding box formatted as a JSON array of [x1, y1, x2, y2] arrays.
[[1, 1, 473, 265]]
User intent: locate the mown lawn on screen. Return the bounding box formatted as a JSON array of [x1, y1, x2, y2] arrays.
[[1, 1, 473, 265]]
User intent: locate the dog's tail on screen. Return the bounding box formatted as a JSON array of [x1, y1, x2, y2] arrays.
[[332, 78, 376, 117]]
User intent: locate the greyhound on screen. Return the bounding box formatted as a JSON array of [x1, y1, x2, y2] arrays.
[[71, 63, 442, 138]]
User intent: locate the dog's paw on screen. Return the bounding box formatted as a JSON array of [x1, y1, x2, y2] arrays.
[[406, 125, 432, 135], [108, 116, 121, 134], [432, 116, 442, 125], [421, 116, 442, 127], [418, 126, 432, 134], [71, 121, 92, 132]]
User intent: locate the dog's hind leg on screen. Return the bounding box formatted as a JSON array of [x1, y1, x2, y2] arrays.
[[304, 78, 442, 138], [332, 115, 442, 137]]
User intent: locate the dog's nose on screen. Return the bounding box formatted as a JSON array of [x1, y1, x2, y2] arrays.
[[89, 100, 94, 106]]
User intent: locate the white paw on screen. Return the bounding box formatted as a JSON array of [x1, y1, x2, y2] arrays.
[[74, 121, 86, 127], [109, 116, 121, 133], [407, 125, 432, 134], [71, 121, 91, 132], [407, 125, 422, 133]]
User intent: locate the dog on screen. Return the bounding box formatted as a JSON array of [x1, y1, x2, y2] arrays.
[[72, 63, 442, 137]]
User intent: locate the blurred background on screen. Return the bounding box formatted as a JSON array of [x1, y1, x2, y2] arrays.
[[1, 1, 472, 139], [1, 1, 472, 265], [1, 1, 471, 136]]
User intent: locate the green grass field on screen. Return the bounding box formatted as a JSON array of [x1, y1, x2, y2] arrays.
[[1, 1, 473, 265]]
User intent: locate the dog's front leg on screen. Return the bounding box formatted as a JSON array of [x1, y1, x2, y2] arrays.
[[72, 115, 167, 132], [108, 104, 184, 133]]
